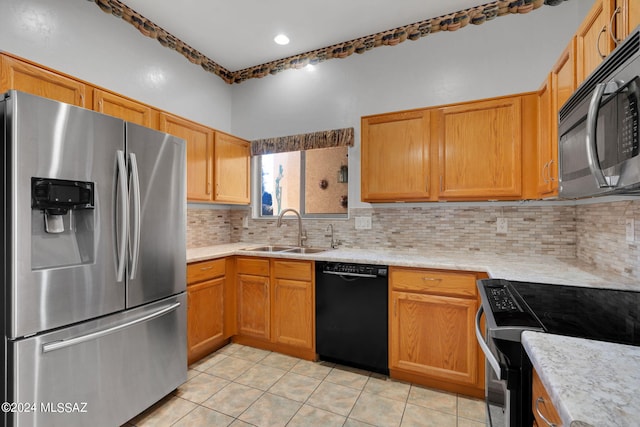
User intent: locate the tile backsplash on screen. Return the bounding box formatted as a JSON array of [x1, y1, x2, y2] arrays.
[[576, 200, 640, 281], [228, 205, 577, 258], [187, 200, 640, 281], [186, 208, 231, 248]]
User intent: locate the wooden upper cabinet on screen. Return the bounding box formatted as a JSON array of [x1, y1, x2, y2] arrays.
[[214, 132, 251, 204], [553, 38, 577, 115], [361, 110, 433, 202], [576, 0, 616, 84], [615, 0, 640, 42], [536, 74, 556, 197], [537, 39, 576, 199], [93, 89, 158, 128], [0, 54, 88, 107], [159, 113, 214, 202], [436, 96, 523, 200]]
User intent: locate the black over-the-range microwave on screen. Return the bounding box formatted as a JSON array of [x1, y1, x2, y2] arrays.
[[559, 26, 640, 199]]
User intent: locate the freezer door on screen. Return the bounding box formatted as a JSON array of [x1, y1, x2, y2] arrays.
[[6, 293, 187, 427], [125, 123, 186, 308], [5, 91, 126, 339]]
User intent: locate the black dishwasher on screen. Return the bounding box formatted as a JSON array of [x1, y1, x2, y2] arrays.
[[315, 262, 388, 374]]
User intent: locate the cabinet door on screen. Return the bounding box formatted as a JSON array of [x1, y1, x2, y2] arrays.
[[187, 277, 224, 364], [436, 97, 522, 199], [536, 74, 556, 197], [361, 110, 433, 202], [0, 55, 87, 107], [390, 291, 478, 386], [272, 277, 313, 350], [159, 113, 214, 202], [576, 0, 616, 84], [532, 369, 563, 427], [616, 0, 640, 42], [214, 132, 251, 204], [93, 89, 158, 128], [237, 274, 270, 339]]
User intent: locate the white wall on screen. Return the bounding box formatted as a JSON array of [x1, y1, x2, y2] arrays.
[[231, 2, 592, 208], [0, 0, 232, 131]]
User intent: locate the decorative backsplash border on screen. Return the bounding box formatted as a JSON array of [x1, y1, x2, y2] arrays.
[[251, 127, 354, 156], [91, 0, 568, 84]]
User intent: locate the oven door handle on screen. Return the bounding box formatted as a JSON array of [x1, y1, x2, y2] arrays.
[[475, 306, 503, 380]]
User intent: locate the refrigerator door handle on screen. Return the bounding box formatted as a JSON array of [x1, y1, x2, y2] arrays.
[[129, 152, 141, 280], [116, 150, 129, 283], [42, 302, 181, 353]]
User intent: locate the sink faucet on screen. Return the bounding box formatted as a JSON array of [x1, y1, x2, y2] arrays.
[[276, 208, 307, 247], [326, 224, 341, 248]]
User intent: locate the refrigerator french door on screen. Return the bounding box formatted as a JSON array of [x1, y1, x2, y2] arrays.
[[2, 90, 187, 427]]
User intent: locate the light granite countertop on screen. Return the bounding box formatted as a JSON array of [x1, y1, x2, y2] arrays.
[[187, 243, 639, 290], [523, 331, 640, 427]]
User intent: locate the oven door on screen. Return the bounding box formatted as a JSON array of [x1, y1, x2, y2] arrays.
[[475, 307, 533, 427], [476, 307, 508, 427]]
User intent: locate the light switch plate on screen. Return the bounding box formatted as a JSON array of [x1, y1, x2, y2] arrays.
[[626, 218, 635, 243], [355, 216, 372, 230]]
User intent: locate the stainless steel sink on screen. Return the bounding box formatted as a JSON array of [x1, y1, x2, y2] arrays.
[[241, 245, 329, 254], [242, 245, 297, 252], [283, 247, 329, 254]]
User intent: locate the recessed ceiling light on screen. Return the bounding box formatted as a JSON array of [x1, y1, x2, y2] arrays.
[[274, 34, 290, 45]]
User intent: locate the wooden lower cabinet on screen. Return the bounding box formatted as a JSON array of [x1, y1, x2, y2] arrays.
[[389, 267, 484, 398], [235, 257, 315, 360], [188, 277, 224, 362], [187, 258, 232, 365], [532, 369, 563, 427], [237, 273, 271, 339]]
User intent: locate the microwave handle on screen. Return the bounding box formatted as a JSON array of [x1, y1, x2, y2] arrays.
[[586, 82, 616, 189]]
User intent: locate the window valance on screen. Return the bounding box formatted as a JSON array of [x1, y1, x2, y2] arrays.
[[251, 127, 354, 156]]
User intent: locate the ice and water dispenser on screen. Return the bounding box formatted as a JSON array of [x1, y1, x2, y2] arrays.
[[31, 178, 95, 269]]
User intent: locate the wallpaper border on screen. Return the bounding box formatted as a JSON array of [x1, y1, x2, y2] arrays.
[[92, 0, 567, 84]]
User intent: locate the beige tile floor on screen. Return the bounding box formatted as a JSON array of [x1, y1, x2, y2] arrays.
[[124, 344, 487, 427]]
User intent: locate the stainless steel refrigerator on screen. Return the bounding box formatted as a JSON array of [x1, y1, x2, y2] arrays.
[[1, 90, 187, 427]]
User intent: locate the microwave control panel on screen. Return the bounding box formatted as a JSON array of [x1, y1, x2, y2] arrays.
[[620, 78, 639, 160]]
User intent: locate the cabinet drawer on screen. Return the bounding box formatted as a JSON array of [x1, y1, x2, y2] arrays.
[[187, 259, 225, 284], [390, 268, 477, 298], [532, 369, 562, 427], [273, 260, 312, 281], [237, 257, 270, 276]]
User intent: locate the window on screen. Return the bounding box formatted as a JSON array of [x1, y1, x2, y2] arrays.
[[259, 146, 348, 218]]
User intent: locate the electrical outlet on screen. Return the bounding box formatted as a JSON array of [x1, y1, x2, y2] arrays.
[[355, 216, 372, 230], [626, 218, 635, 243], [497, 218, 508, 234], [242, 216, 249, 229]]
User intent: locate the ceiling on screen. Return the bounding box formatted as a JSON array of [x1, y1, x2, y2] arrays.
[[118, 0, 489, 72]]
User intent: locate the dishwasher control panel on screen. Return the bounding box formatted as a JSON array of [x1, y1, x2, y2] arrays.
[[321, 262, 388, 278]]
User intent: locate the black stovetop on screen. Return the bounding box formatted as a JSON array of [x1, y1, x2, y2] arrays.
[[484, 279, 640, 346]]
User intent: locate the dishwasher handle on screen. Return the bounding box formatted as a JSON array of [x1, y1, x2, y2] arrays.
[[475, 306, 503, 380], [321, 270, 379, 279]]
